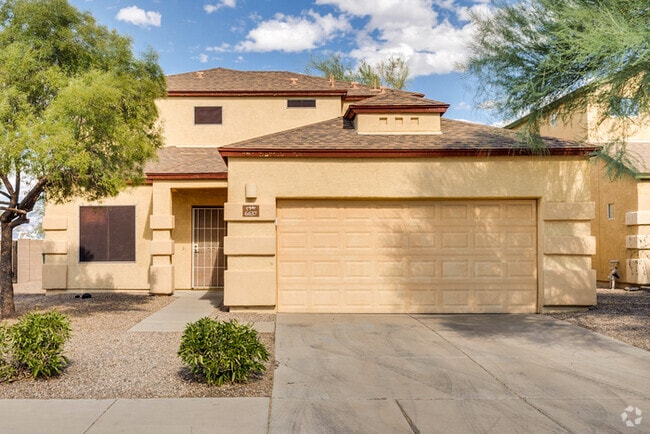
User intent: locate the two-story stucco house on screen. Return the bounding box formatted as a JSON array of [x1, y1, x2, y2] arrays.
[[508, 97, 650, 287], [42, 68, 598, 313]]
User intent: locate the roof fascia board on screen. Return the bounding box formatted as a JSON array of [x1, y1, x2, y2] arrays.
[[219, 147, 597, 159]]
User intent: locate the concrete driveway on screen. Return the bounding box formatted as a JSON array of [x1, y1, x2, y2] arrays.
[[270, 314, 650, 433]]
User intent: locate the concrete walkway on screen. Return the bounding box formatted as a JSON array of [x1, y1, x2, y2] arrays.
[[1, 297, 649, 433], [129, 290, 275, 333]]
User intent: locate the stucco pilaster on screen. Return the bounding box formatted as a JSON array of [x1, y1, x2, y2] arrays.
[[542, 201, 597, 307], [149, 182, 175, 294]]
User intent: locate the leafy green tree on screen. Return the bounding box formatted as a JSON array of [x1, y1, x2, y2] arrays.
[[305, 53, 357, 82], [306, 54, 410, 90], [464, 0, 649, 153], [0, 0, 166, 318]]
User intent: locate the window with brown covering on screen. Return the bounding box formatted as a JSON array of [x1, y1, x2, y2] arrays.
[[287, 99, 316, 108], [79, 206, 135, 262], [194, 106, 222, 124]]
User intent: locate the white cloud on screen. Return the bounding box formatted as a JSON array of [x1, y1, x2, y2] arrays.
[[116, 6, 161, 28], [204, 0, 236, 14], [198, 53, 209, 63], [316, 0, 481, 76], [206, 43, 231, 53], [218, 0, 489, 76], [236, 10, 351, 52]]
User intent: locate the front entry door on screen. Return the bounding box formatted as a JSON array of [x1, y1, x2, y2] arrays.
[[192, 207, 226, 288]]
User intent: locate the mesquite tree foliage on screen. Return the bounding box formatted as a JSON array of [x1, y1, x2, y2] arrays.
[[465, 0, 649, 161], [0, 0, 166, 317]]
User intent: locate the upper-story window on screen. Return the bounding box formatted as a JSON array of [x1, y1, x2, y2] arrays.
[[609, 97, 639, 118], [287, 99, 316, 108], [194, 106, 222, 124]]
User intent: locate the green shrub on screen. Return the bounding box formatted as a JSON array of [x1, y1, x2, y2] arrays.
[[0, 324, 16, 382], [178, 317, 270, 386], [10, 310, 71, 378]]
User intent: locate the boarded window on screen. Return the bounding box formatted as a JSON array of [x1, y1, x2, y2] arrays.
[[194, 106, 223, 124], [79, 206, 135, 262], [287, 99, 316, 108]]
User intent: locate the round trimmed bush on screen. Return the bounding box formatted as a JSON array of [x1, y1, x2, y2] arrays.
[[178, 317, 270, 386]]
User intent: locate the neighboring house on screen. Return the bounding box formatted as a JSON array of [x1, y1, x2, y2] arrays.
[[42, 68, 597, 313], [507, 97, 650, 286]]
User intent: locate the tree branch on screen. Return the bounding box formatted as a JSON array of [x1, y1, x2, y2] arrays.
[[0, 207, 27, 214], [18, 176, 48, 213], [14, 170, 20, 201], [0, 174, 14, 198]]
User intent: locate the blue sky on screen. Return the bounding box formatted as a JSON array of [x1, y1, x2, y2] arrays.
[[69, 0, 496, 124]]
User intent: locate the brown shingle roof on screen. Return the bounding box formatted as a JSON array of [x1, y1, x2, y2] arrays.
[[351, 90, 448, 107], [166, 67, 423, 99], [344, 90, 449, 119], [145, 146, 227, 179], [219, 117, 597, 158]]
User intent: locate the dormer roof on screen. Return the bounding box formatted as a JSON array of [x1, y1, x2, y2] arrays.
[[344, 91, 449, 119]]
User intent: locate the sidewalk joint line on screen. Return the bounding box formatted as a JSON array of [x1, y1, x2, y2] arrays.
[[83, 398, 118, 434]]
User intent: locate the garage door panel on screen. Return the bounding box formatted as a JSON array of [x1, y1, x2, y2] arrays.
[[277, 200, 537, 313]]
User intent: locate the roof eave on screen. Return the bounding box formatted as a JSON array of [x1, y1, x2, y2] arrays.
[[344, 105, 450, 120], [167, 90, 348, 97], [145, 172, 228, 182], [219, 147, 597, 159]]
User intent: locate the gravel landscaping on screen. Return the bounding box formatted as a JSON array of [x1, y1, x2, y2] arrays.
[[546, 287, 650, 352], [0, 292, 276, 399], [0, 286, 647, 399]]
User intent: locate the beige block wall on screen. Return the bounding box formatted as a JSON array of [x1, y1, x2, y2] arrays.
[[157, 96, 342, 147], [224, 156, 596, 311], [43, 187, 154, 290], [12, 239, 43, 284]]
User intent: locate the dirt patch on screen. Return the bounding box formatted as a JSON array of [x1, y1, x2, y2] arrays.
[[546, 287, 650, 352], [0, 292, 276, 399]]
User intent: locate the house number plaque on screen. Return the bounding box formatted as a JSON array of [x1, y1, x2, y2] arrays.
[[242, 205, 259, 217]]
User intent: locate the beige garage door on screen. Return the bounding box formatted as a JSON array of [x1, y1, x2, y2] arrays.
[[277, 200, 537, 313]]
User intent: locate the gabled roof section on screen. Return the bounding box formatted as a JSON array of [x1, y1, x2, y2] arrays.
[[219, 117, 597, 158], [166, 67, 423, 100], [145, 146, 228, 180], [344, 91, 450, 119]]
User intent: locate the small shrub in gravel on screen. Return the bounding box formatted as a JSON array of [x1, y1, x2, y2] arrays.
[[0, 324, 16, 382], [178, 317, 270, 386], [10, 310, 71, 379]]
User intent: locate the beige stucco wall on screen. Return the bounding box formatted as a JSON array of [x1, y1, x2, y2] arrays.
[[224, 156, 596, 311], [157, 96, 343, 147], [538, 109, 589, 141], [587, 105, 650, 143], [590, 159, 639, 284], [42, 181, 228, 292], [355, 112, 442, 134], [43, 187, 154, 290]]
